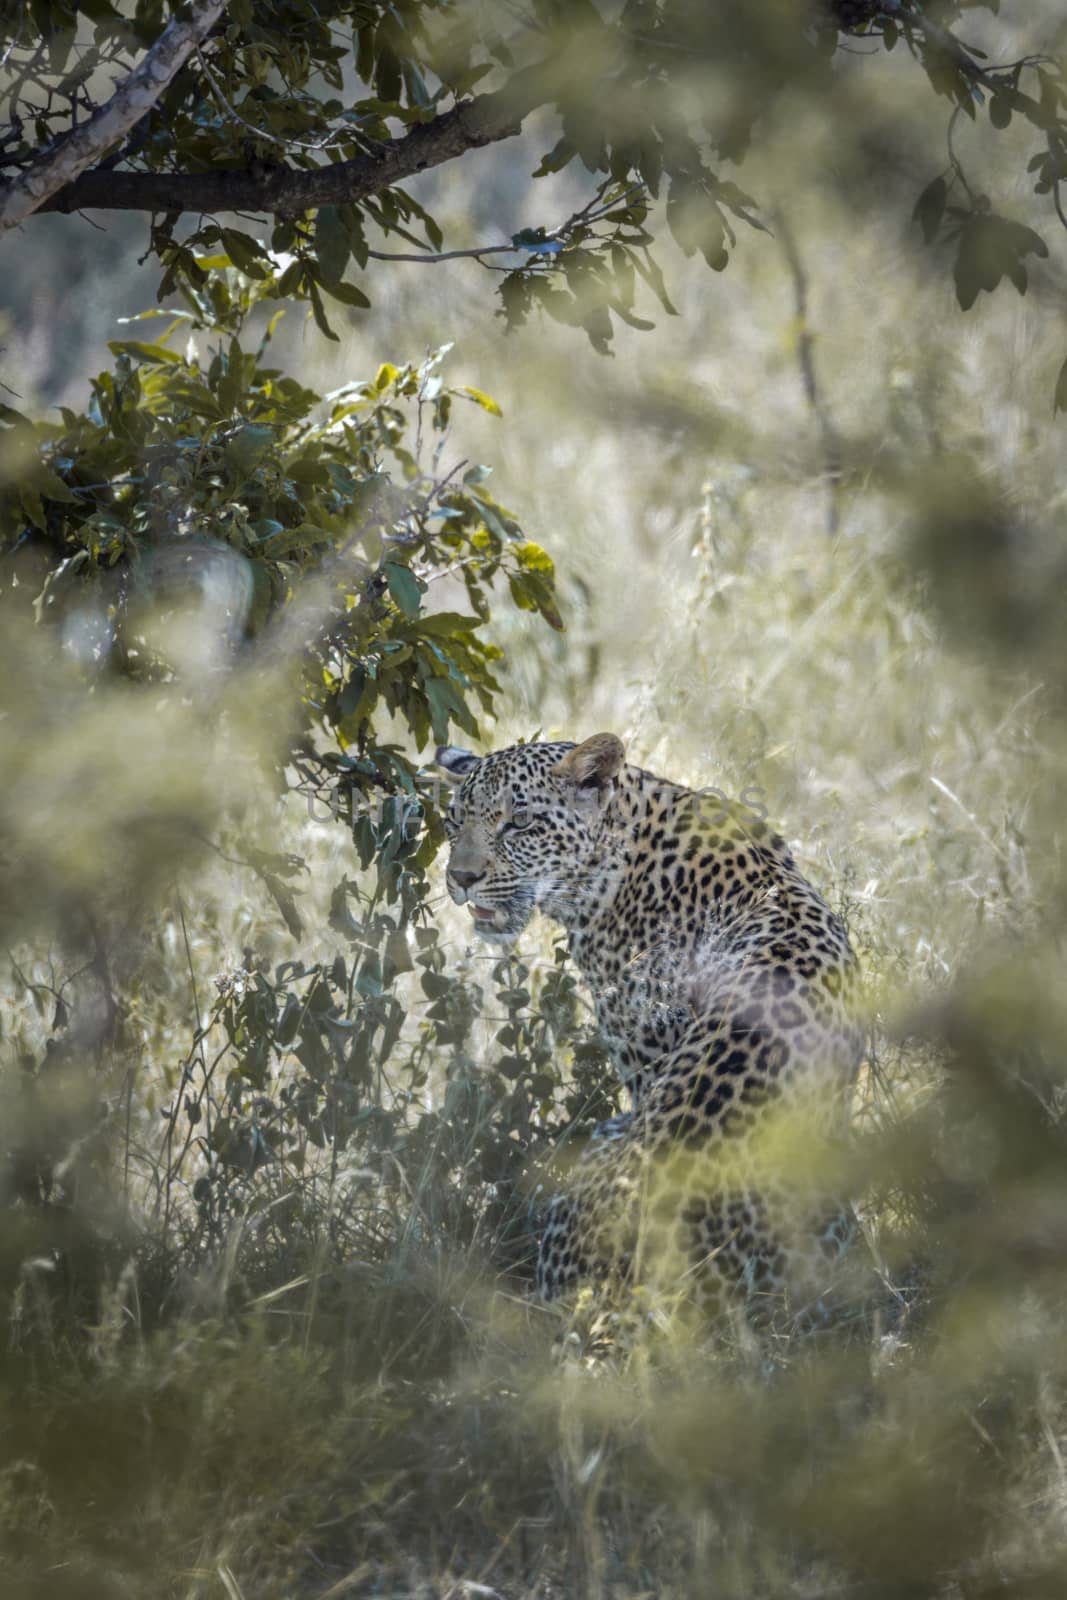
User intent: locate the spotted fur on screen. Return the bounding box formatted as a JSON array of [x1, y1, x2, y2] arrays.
[[436, 735, 864, 1325]]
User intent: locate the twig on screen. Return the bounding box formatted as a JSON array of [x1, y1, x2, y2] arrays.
[[773, 207, 842, 536], [946, 105, 975, 203], [176, 888, 203, 1030], [363, 184, 645, 265], [367, 243, 517, 264], [196, 43, 363, 155]]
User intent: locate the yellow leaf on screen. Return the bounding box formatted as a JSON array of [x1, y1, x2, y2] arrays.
[[516, 541, 555, 578], [461, 385, 503, 417]]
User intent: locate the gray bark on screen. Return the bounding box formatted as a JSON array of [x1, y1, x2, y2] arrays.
[[29, 58, 562, 222], [0, 0, 228, 235]]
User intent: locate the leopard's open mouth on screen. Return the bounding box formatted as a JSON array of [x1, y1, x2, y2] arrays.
[[467, 900, 531, 942], [470, 904, 510, 933]]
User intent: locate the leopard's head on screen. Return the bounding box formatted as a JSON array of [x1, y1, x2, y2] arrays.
[[435, 734, 626, 943]]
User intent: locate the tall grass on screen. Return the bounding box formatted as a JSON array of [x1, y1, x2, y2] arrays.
[[4, 5, 1067, 1594]]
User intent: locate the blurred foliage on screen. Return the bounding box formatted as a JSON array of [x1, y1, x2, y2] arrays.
[[5, 419, 1067, 1596], [3, 2, 1067, 377], [0, 143, 629, 1582], [0, 261, 559, 715], [3, 2, 1067, 1599], [0, 231, 595, 1261]]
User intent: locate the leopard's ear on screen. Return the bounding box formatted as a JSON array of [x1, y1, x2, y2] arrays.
[[552, 733, 625, 790], [435, 746, 481, 787]]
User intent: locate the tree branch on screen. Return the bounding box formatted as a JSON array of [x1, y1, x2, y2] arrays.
[[0, 0, 228, 235], [366, 243, 517, 264], [362, 184, 646, 266], [29, 56, 564, 223]]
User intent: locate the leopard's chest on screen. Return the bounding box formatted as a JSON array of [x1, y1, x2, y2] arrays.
[[568, 904, 702, 1086]]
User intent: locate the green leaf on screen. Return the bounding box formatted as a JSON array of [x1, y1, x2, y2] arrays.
[[307, 278, 339, 342], [320, 278, 371, 308], [449, 60, 494, 97], [423, 675, 472, 743], [19, 486, 46, 531], [219, 228, 269, 277], [286, 455, 329, 485], [262, 873, 304, 938], [469, 492, 511, 543], [533, 135, 576, 178], [511, 542, 563, 629], [912, 175, 948, 244], [1054, 354, 1067, 417], [666, 180, 728, 268], [225, 423, 274, 473], [258, 524, 332, 559], [276, 260, 303, 298], [384, 927, 414, 977], [611, 302, 656, 332], [384, 561, 422, 617], [338, 666, 366, 719], [355, 25, 374, 82], [160, 379, 223, 419], [276, 992, 303, 1045], [638, 137, 663, 198], [107, 339, 182, 366], [405, 611, 480, 638], [403, 62, 432, 109], [989, 94, 1013, 129], [630, 249, 678, 316], [314, 206, 350, 285], [952, 214, 1048, 311], [35, 464, 78, 503]]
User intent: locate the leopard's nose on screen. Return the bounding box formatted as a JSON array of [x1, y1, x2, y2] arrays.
[[450, 866, 484, 890]]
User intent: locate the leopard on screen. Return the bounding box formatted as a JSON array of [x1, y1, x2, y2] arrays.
[[436, 733, 866, 1329]]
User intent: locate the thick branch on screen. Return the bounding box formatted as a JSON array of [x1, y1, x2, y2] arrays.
[[0, 0, 228, 235], [31, 58, 562, 222]]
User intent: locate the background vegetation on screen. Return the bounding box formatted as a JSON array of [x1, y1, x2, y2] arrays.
[[2, 2, 1067, 1596]]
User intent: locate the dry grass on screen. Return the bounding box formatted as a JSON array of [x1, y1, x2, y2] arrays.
[[4, 6, 1067, 1594]]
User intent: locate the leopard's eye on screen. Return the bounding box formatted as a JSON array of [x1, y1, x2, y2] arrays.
[[444, 804, 462, 836], [506, 805, 532, 832]]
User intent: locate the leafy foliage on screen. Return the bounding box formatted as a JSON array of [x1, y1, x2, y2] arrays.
[[0, 225, 612, 1341], [0, 265, 562, 770], [166, 930, 616, 1283], [911, 50, 1067, 321], [2, 3, 1067, 376]]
